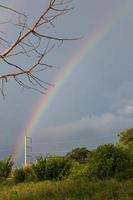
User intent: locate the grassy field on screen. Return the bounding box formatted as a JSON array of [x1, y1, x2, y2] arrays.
[[0, 178, 133, 200]]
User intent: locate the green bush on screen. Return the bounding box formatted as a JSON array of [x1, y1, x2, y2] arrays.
[[45, 156, 71, 180], [69, 161, 88, 179], [115, 168, 133, 180], [32, 155, 72, 181], [12, 165, 35, 183], [23, 164, 35, 181], [85, 144, 133, 180], [12, 167, 25, 183], [32, 156, 47, 181], [0, 156, 14, 180]]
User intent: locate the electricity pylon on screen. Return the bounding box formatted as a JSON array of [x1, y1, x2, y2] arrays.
[[24, 135, 32, 166]]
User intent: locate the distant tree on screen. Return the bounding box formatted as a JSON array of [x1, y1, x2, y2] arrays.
[[66, 147, 91, 163], [0, 0, 78, 97], [118, 128, 133, 153]]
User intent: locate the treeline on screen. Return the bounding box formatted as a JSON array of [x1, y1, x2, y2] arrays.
[[0, 128, 133, 183]]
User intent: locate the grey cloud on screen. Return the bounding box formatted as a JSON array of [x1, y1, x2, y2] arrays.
[[118, 100, 133, 115], [37, 111, 133, 141], [39, 113, 115, 138]]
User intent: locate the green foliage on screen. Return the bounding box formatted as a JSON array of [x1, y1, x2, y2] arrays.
[[32, 155, 47, 181], [12, 167, 25, 183], [23, 164, 35, 181], [85, 144, 133, 180], [118, 128, 133, 145], [0, 178, 133, 200], [115, 168, 133, 180], [69, 161, 88, 179], [66, 147, 90, 163], [12, 165, 35, 183], [118, 128, 133, 153], [0, 155, 14, 180], [45, 156, 71, 180], [32, 155, 72, 181]]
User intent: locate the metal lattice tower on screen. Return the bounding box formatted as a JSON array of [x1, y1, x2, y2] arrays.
[[24, 135, 32, 166]]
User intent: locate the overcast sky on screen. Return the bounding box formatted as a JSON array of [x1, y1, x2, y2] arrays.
[[0, 0, 133, 164]]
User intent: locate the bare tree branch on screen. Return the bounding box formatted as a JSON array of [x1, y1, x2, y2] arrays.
[[0, 0, 79, 96], [0, 4, 27, 17]]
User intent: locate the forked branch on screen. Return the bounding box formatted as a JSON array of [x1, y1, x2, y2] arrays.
[[0, 0, 78, 96]]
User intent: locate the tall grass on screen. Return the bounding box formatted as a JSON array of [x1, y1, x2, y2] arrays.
[[0, 178, 133, 200]]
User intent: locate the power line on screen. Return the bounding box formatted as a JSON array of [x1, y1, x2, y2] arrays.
[[32, 135, 114, 145], [0, 148, 15, 153], [0, 135, 115, 152], [31, 150, 68, 155], [31, 144, 99, 156], [0, 134, 116, 162]]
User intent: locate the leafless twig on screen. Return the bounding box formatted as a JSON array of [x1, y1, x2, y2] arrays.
[[0, 0, 79, 96]]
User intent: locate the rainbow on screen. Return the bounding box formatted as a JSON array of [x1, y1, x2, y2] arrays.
[[13, 2, 130, 163]]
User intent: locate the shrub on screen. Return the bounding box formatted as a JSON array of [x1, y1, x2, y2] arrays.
[[12, 165, 36, 183], [23, 164, 32, 174], [69, 161, 87, 179], [86, 144, 133, 180], [0, 155, 14, 180], [32, 156, 47, 181], [45, 156, 71, 180], [115, 168, 133, 180], [12, 167, 25, 183], [23, 164, 35, 181], [32, 155, 72, 181]]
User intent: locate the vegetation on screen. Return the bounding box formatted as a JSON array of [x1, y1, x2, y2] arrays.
[[0, 155, 13, 180], [85, 144, 133, 180], [12, 167, 26, 183], [66, 147, 90, 163], [32, 156, 47, 181], [0, 178, 133, 200], [0, 128, 133, 199], [44, 156, 71, 180], [13, 156, 72, 183], [118, 128, 133, 153]]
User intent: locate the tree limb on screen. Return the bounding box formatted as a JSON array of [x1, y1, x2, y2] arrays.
[[0, 0, 79, 96]]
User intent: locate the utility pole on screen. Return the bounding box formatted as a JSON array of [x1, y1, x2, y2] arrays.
[[24, 135, 32, 166]]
